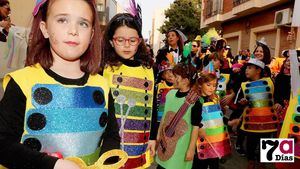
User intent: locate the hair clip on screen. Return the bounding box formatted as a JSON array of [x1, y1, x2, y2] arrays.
[[33, 0, 47, 16]]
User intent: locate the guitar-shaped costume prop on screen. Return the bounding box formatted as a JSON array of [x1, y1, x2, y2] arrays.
[[66, 149, 128, 169], [157, 89, 200, 161]]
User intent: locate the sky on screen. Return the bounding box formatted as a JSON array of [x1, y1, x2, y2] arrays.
[[117, 0, 175, 39]]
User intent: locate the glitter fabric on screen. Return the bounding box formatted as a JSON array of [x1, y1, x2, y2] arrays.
[[103, 64, 154, 169], [111, 88, 152, 104], [197, 102, 231, 159], [216, 74, 229, 99], [123, 154, 146, 169], [202, 111, 223, 121], [244, 123, 277, 130], [197, 139, 231, 159], [32, 84, 106, 108], [117, 118, 150, 131], [202, 118, 224, 128], [245, 79, 268, 87], [246, 92, 272, 101], [156, 82, 173, 122], [4, 64, 110, 165], [241, 77, 277, 133], [115, 104, 151, 118], [25, 108, 107, 133], [123, 144, 148, 156], [245, 86, 270, 94], [244, 114, 277, 122], [202, 104, 221, 113], [23, 84, 107, 158], [22, 131, 102, 157], [123, 132, 150, 143], [112, 75, 153, 91]]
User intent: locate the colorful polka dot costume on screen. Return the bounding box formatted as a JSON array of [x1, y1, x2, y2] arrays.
[[3, 64, 109, 165]]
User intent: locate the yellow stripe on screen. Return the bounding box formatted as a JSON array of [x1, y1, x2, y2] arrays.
[[124, 130, 150, 133], [116, 115, 151, 121], [124, 142, 146, 146]]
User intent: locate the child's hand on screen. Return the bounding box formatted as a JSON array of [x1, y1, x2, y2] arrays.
[[54, 159, 81, 169], [238, 98, 248, 105], [273, 103, 282, 113], [185, 149, 195, 161], [221, 93, 235, 106], [147, 140, 156, 157], [228, 119, 241, 131]]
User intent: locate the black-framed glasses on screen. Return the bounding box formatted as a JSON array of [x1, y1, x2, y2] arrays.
[[112, 37, 141, 46], [192, 45, 198, 47]]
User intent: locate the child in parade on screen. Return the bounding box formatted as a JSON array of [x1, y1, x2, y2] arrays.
[[102, 13, 156, 169], [156, 63, 200, 169], [277, 49, 300, 169], [0, 0, 120, 168], [156, 62, 175, 124], [273, 56, 291, 135], [237, 58, 278, 169], [192, 72, 232, 169]]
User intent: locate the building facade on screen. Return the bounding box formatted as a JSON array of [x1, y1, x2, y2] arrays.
[[201, 0, 299, 57]]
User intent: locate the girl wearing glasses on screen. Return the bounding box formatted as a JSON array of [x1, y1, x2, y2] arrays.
[[0, 0, 120, 168], [102, 13, 156, 169]]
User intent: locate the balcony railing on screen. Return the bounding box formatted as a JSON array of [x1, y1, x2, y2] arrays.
[[205, 0, 223, 19], [233, 0, 250, 7]]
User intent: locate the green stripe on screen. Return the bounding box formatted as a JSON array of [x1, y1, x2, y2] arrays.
[[115, 104, 152, 118], [205, 125, 227, 135], [111, 88, 153, 104], [79, 147, 101, 165], [158, 105, 165, 112], [250, 99, 272, 108]]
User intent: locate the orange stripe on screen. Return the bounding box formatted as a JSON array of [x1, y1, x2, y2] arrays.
[[289, 123, 300, 135], [198, 132, 229, 144], [245, 107, 273, 116]]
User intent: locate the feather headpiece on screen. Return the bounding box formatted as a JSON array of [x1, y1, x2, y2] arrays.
[[125, 0, 142, 31]]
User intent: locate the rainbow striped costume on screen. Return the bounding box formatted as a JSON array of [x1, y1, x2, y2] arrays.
[[197, 100, 231, 159], [104, 64, 154, 169], [279, 90, 300, 159], [156, 81, 173, 122], [240, 77, 278, 133]]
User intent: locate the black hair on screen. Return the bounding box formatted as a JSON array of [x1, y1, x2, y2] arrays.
[[102, 13, 153, 70]]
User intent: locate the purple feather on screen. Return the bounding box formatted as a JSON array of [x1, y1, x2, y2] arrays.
[[125, 0, 142, 30]]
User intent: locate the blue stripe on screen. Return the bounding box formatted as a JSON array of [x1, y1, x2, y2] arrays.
[[26, 108, 107, 133], [202, 111, 223, 121], [202, 104, 221, 114], [22, 131, 103, 157], [124, 144, 148, 156], [32, 84, 106, 108], [245, 80, 268, 87], [157, 111, 163, 121], [245, 86, 270, 94], [218, 75, 226, 83]]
